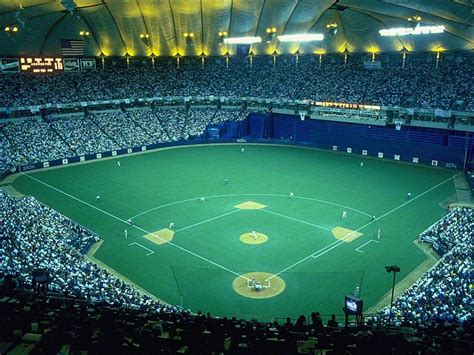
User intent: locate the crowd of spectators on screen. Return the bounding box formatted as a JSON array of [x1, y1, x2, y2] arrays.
[[90, 111, 151, 149], [379, 207, 473, 326], [0, 107, 248, 173], [0, 117, 73, 167], [185, 107, 247, 137], [214, 108, 249, 123], [126, 109, 170, 144], [48, 114, 116, 156], [154, 107, 187, 141], [0, 190, 179, 314], [0, 55, 472, 110]]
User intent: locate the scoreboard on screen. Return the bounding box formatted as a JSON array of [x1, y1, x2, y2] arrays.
[[20, 57, 64, 73], [17, 57, 96, 73]]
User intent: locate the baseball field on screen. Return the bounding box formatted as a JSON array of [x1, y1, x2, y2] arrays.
[[11, 144, 458, 321]]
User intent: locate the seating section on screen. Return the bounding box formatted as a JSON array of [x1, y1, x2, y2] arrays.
[[379, 207, 473, 325], [0, 190, 179, 314], [0, 107, 249, 173], [0, 57, 472, 110], [1, 288, 472, 354]]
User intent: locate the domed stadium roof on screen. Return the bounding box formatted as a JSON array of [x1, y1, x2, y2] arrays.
[[0, 0, 472, 57]]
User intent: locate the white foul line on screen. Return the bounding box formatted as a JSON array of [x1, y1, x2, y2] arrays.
[[175, 210, 240, 233], [355, 239, 380, 253], [261, 209, 331, 231], [129, 242, 154, 256], [266, 172, 461, 281], [19, 172, 250, 281]]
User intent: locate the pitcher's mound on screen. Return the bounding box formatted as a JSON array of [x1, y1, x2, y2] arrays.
[[240, 232, 268, 244], [144, 228, 175, 245], [234, 201, 267, 210], [233, 272, 285, 299], [331, 227, 363, 243]]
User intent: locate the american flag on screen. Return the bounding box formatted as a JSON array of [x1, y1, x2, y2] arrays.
[[60, 39, 85, 56]]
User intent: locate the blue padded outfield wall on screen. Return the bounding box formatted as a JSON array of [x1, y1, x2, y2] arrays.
[[239, 112, 473, 170]]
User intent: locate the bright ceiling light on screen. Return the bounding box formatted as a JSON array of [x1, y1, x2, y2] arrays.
[[223, 36, 262, 44], [379, 25, 445, 36], [408, 15, 422, 22], [278, 33, 324, 42]]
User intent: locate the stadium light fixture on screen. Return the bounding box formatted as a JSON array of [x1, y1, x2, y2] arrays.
[[265, 27, 277, 43], [184, 32, 194, 46], [223, 36, 262, 44], [408, 15, 422, 23], [278, 33, 324, 42], [5, 25, 19, 33], [218, 31, 228, 46], [379, 25, 445, 37], [140, 33, 151, 47], [326, 23, 338, 38]]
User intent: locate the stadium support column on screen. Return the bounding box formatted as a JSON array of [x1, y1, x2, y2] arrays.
[[385, 265, 400, 328], [170, 265, 184, 307], [463, 131, 471, 172]]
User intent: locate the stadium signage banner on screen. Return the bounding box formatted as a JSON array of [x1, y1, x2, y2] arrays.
[[313, 101, 381, 111], [434, 109, 452, 118], [80, 58, 96, 70], [0, 58, 20, 73], [64, 58, 80, 72], [363, 61, 382, 70]]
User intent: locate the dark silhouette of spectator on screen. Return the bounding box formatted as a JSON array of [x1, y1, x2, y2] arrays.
[[311, 311, 324, 332], [295, 314, 307, 330], [327, 314, 339, 329]]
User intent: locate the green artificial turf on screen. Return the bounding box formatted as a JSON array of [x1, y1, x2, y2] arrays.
[[12, 144, 456, 321]]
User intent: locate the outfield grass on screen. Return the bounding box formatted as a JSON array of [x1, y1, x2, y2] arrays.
[[12, 144, 457, 321]]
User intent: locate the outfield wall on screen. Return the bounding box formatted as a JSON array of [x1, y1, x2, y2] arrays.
[[246, 112, 473, 170]]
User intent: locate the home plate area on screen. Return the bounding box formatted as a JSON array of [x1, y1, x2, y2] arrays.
[[232, 272, 286, 299]]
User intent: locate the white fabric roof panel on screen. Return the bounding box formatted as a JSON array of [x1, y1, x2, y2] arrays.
[[0, 0, 472, 57]]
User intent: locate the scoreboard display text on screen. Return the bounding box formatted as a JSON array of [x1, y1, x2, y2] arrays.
[[20, 57, 64, 73]]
